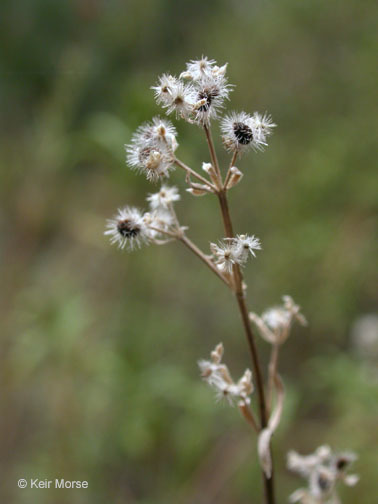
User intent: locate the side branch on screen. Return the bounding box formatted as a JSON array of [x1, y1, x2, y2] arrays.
[[179, 235, 230, 287], [174, 158, 216, 190]]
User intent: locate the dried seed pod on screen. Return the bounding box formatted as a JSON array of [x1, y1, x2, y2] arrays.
[[226, 166, 243, 189]]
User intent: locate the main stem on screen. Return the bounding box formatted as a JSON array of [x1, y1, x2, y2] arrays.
[[204, 123, 275, 503], [217, 189, 275, 504]]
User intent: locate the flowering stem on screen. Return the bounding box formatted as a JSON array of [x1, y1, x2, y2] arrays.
[[174, 158, 216, 190], [204, 126, 275, 504]]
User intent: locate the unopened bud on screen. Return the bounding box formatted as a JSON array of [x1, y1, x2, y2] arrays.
[[190, 182, 213, 193], [211, 343, 224, 363], [202, 162, 212, 174], [202, 162, 220, 187]]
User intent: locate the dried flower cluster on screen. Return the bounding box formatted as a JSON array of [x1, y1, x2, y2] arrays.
[[152, 56, 231, 124], [104, 185, 182, 250], [198, 343, 254, 406], [126, 117, 178, 181], [210, 234, 261, 274], [250, 295, 307, 346], [105, 56, 358, 504], [287, 446, 359, 503]]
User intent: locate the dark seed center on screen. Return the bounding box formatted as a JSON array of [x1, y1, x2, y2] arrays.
[[197, 88, 220, 112], [233, 122, 253, 145], [117, 219, 140, 238], [139, 146, 152, 163], [318, 474, 331, 492], [336, 458, 348, 471]]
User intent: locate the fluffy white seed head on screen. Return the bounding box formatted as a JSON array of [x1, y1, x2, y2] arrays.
[[152, 75, 196, 120], [181, 56, 218, 81], [126, 144, 174, 181], [233, 234, 262, 262], [147, 185, 180, 210], [221, 111, 276, 153], [133, 116, 178, 152], [126, 117, 178, 181], [151, 74, 179, 106], [104, 206, 150, 251], [210, 240, 240, 274], [153, 57, 231, 125], [193, 73, 231, 125], [211, 235, 261, 273], [142, 210, 175, 239]]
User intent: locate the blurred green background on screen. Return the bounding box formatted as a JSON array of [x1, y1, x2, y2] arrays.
[[1, 0, 377, 503]]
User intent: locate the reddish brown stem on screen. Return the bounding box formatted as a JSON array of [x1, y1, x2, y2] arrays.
[[217, 189, 275, 504]]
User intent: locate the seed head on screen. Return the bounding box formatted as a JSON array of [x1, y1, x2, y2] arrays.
[[147, 185, 180, 210], [126, 117, 178, 181], [210, 240, 240, 274], [193, 74, 231, 124], [221, 111, 275, 153], [233, 234, 262, 262], [181, 56, 218, 81], [152, 76, 196, 120], [104, 207, 150, 251]]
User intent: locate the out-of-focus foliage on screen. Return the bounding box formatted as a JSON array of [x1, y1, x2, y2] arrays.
[[1, 0, 377, 503]]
